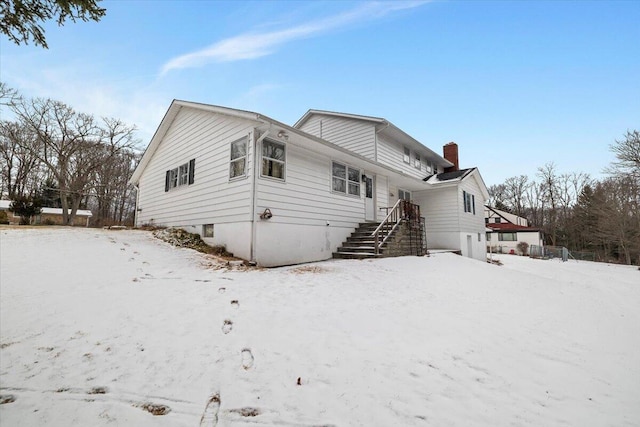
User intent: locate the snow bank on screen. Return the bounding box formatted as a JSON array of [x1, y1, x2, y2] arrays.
[[1, 228, 639, 426]]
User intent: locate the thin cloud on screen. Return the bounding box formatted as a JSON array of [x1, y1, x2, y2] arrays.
[[160, 1, 428, 75]]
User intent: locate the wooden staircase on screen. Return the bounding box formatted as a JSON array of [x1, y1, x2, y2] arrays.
[[333, 200, 427, 260]]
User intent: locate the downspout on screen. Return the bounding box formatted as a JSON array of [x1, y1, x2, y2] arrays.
[[250, 126, 271, 264], [133, 184, 140, 228]]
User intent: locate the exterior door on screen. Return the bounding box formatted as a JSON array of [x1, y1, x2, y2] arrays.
[[364, 174, 375, 221]]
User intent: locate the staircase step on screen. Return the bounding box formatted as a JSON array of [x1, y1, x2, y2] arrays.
[[332, 252, 381, 259], [337, 246, 377, 254]]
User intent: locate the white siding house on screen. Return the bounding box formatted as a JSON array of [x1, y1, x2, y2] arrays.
[[485, 206, 544, 255], [130, 101, 490, 266]]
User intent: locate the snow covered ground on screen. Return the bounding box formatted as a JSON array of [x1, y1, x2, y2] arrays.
[[1, 228, 639, 426]]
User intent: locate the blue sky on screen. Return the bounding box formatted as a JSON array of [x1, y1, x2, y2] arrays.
[[1, 0, 638, 186]]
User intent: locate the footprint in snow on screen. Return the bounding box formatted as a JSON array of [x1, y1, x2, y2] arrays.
[[241, 348, 254, 370], [222, 320, 233, 334], [200, 393, 221, 426], [218, 287, 226, 293], [231, 300, 239, 309]]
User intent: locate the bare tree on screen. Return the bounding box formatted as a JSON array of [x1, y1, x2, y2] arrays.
[[0, 120, 45, 198], [12, 97, 137, 225], [607, 130, 640, 180]]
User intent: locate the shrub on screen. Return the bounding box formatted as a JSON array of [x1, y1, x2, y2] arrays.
[[517, 241, 529, 256], [0, 211, 8, 224]]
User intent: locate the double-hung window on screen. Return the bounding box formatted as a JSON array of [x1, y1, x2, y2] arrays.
[[332, 162, 360, 196], [463, 190, 476, 214], [414, 153, 421, 169], [403, 147, 410, 164], [261, 139, 285, 180], [398, 189, 411, 201], [165, 159, 195, 191], [230, 137, 247, 179], [179, 163, 189, 186]]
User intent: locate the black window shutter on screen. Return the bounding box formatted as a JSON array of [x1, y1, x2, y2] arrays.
[[165, 170, 170, 192], [472, 195, 476, 215], [188, 159, 195, 185]]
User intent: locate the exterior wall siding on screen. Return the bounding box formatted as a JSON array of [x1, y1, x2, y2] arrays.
[[253, 142, 368, 265], [298, 116, 376, 159], [135, 107, 256, 257], [376, 134, 436, 180]]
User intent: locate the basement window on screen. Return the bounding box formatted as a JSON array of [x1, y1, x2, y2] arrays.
[[202, 224, 214, 238]]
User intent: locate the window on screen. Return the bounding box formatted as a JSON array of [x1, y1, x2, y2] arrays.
[[494, 217, 501, 223], [230, 137, 247, 179], [403, 147, 410, 164], [261, 139, 285, 180], [202, 224, 214, 238], [398, 188, 411, 201], [179, 163, 189, 186], [165, 159, 195, 192], [498, 232, 517, 241], [463, 191, 475, 214], [332, 161, 360, 196], [478, 233, 481, 242], [485, 217, 489, 224], [426, 160, 433, 173], [414, 153, 421, 169]]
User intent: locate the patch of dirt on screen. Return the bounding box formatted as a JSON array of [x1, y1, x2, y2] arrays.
[[230, 407, 261, 417], [153, 228, 234, 257], [0, 341, 18, 349], [0, 394, 16, 404], [140, 403, 171, 416], [289, 265, 331, 274], [87, 386, 108, 395]]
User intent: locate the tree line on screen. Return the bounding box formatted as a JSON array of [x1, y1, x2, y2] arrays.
[[488, 131, 640, 265], [0, 83, 140, 226]]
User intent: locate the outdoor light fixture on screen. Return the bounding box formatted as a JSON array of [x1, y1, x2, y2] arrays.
[[277, 130, 288, 140]]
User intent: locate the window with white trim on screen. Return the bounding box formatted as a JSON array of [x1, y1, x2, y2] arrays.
[[261, 139, 285, 180], [165, 159, 195, 191], [230, 137, 247, 179], [498, 232, 517, 241], [414, 153, 421, 169], [463, 190, 475, 214], [403, 147, 410, 164], [332, 161, 360, 196], [398, 188, 411, 201]]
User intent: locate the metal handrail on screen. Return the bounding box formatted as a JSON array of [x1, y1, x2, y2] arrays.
[[371, 199, 402, 255]]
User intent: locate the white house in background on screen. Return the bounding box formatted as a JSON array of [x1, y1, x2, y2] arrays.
[[484, 206, 544, 255], [0, 200, 93, 226], [129, 100, 489, 266]]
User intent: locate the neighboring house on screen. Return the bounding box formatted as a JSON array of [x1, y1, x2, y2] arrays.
[[484, 206, 544, 254], [129, 100, 489, 267], [0, 200, 93, 227]]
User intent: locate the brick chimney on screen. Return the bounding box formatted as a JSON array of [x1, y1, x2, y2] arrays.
[[443, 142, 459, 172]]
